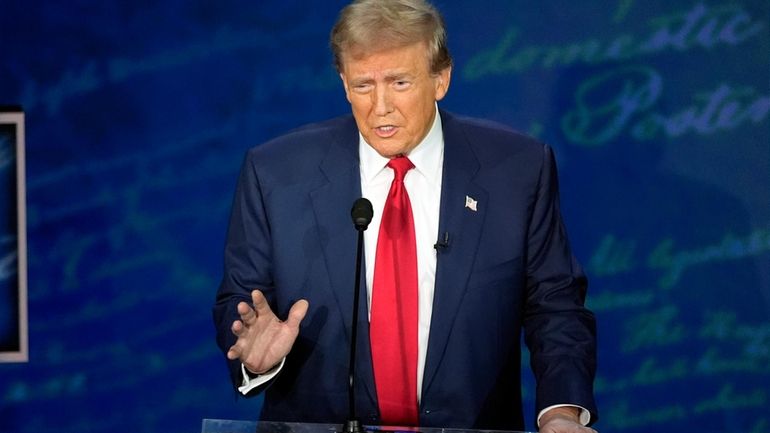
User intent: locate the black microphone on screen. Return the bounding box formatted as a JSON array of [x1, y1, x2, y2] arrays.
[[434, 232, 450, 251], [351, 198, 374, 231], [342, 198, 372, 433]]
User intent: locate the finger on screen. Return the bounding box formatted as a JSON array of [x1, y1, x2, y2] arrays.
[[226, 345, 241, 360], [251, 290, 273, 317], [285, 299, 309, 328], [231, 320, 244, 336], [237, 301, 256, 324]]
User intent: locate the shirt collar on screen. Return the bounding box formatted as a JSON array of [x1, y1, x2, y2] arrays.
[[359, 105, 444, 184]]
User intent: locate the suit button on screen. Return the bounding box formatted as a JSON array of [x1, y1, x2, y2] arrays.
[[424, 409, 431, 414]]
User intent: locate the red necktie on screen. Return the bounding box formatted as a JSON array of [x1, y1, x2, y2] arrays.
[[370, 156, 419, 426]]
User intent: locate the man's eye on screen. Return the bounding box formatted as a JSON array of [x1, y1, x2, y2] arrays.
[[394, 81, 411, 89], [353, 84, 372, 93]]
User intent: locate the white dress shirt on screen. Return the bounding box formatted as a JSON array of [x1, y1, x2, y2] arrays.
[[359, 106, 444, 403]]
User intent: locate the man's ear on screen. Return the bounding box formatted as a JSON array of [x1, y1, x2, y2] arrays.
[[340, 73, 352, 103], [434, 66, 452, 101]]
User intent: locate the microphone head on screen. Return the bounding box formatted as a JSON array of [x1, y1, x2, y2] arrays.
[[351, 198, 373, 231]]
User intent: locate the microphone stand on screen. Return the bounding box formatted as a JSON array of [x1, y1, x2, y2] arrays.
[[343, 198, 372, 433], [342, 227, 365, 433]]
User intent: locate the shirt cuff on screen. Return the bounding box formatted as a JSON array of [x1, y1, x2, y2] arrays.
[[237, 358, 285, 395], [537, 404, 591, 427]]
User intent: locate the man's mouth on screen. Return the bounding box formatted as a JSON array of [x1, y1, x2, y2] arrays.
[[374, 125, 398, 138]]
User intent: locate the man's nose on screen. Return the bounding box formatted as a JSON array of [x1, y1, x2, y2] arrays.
[[373, 86, 393, 116]]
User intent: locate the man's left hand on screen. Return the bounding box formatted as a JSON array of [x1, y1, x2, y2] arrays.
[[539, 407, 596, 433]]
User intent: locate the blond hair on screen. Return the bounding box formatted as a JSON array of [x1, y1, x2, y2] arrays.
[[330, 0, 452, 75]]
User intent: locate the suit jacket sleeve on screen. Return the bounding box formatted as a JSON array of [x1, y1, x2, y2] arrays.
[[212, 149, 276, 393], [522, 144, 598, 424]]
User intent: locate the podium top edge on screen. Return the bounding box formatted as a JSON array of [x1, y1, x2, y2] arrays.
[[201, 419, 533, 433], [0, 105, 24, 113]]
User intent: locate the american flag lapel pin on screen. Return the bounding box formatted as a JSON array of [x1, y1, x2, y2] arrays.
[[465, 195, 478, 211]]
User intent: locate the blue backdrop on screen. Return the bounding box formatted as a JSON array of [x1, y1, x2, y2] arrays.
[[1, 1, 768, 432]]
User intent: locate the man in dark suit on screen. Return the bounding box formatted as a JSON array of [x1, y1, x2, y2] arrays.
[[213, 1, 597, 431]]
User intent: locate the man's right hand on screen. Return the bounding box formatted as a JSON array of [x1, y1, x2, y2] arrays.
[[227, 290, 309, 374]]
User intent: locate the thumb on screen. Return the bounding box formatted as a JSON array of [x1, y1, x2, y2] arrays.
[[285, 299, 309, 328]]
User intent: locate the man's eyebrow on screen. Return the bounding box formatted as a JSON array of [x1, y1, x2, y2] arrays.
[[348, 71, 416, 86], [349, 76, 374, 86], [384, 71, 415, 81]]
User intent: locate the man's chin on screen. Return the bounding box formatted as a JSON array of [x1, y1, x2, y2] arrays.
[[371, 143, 410, 158], [364, 136, 421, 158]]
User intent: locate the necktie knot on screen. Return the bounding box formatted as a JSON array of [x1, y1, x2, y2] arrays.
[[387, 156, 414, 182]]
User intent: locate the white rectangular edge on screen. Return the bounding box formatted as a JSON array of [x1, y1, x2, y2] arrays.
[[0, 111, 28, 363]]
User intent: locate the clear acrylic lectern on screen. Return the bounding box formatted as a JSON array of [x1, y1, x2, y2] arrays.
[[201, 419, 531, 433]]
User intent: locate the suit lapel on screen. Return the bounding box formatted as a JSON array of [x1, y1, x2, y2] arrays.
[[422, 112, 488, 400], [309, 119, 378, 411]]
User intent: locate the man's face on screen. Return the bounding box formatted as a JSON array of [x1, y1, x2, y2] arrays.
[[340, 42, 451, 158]]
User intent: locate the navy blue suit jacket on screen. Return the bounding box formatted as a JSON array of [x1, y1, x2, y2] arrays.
[[213, 110, 597, 430]]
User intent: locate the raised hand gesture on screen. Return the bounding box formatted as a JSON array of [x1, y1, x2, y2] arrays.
[[227, 290, 309, 374]]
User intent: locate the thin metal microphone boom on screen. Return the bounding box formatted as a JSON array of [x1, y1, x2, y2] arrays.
[[342, 198, 373, 433]]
